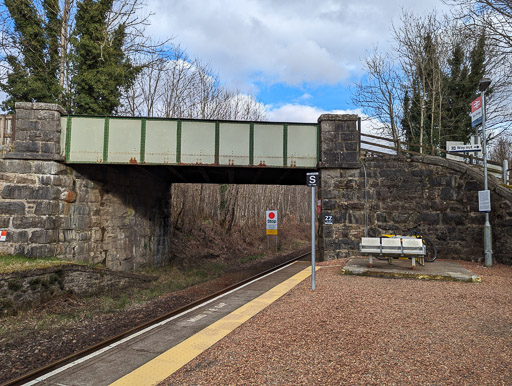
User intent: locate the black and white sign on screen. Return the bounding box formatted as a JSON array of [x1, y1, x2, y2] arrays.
[[448, 144, 482, 153], [324, 215, 333, 225], [478, 190, 491, 212], [306, 172, 319, 187]]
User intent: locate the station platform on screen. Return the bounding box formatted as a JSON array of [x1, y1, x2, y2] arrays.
[[29, 261, 313, 386], [342, 257, 481, 282]]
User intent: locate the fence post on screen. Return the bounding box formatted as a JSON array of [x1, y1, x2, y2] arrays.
[[504, 159, 509, 185], [0, 115, 4, 145]]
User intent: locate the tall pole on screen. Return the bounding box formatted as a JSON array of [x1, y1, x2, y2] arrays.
[[311, 185, 316, 290], [481, 82, 493, 267]]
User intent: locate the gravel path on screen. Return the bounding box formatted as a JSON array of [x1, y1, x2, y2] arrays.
[[162, 259, 512, 385]]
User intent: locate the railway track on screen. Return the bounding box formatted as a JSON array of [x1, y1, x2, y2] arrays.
[[4, 251, 311, 386]]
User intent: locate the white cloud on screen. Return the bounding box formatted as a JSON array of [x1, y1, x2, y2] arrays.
[[266, 103, 360, 123], [145, 0, 449, 90], [265, 103, 388, 136]]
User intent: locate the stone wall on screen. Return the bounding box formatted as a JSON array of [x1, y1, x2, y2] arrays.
[[0, 102, 172, 270], [0, 159, 172, 270], [319, 155, 512, 264], [0, 264, 156, 315]]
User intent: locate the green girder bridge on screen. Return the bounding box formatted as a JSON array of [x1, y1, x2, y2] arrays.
[[61, 116, 320, 184]]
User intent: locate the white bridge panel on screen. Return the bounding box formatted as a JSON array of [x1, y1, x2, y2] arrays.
[[145, 120, 177, 164], [181, 121, 215, 165], [67, 117, 104, 162], [288, 125, 317, 167], [219, 123, 250, 165], [108, 119, 141, 163], [254, 124, 283, 166]]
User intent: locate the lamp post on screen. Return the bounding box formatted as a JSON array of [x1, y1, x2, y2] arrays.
[[479, 77, 493, 267]]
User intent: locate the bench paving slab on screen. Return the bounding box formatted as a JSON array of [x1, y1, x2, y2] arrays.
[[342, 258, 481, 282]]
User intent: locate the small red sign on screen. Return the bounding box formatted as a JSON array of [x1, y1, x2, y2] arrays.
[[0, 231, 6, 242], [471, 97, 482, 113], [268, 212, 275, 219]]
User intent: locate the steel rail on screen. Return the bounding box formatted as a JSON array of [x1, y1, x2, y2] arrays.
[[4, 250, 311, 386]]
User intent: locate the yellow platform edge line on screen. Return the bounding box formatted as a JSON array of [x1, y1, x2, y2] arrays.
[[110, 266, 312, 386]]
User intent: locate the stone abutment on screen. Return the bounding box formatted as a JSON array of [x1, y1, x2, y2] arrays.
[[0, 103, 171, 270]]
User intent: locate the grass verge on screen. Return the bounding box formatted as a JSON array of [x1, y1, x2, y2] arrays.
[[0, 255, 72, 274]]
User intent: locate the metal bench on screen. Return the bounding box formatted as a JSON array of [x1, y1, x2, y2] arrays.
[[359, 236, 426, 269]]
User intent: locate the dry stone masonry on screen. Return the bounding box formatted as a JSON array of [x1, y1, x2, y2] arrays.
[[0, 103, 171, 270], [317, 114, 512, 264]]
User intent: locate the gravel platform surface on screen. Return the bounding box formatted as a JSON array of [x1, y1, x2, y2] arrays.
[[162, 259, 512, 385]]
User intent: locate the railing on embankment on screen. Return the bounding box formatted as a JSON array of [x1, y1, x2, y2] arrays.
[[0, 115, 14, 150], [359, 131, 511, 185]]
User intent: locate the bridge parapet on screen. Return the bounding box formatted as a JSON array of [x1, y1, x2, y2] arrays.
[[3, 102, 65, 161], [318, 114, 360, 169], [60, 115, 319, 168]]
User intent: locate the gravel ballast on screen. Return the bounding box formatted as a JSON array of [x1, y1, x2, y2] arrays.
[[162, 259, 512, 385]]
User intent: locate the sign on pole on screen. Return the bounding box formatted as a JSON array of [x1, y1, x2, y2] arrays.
[[471, 96, 483, 128], [448, 144, 482, 153], [307, 172, 319, 290], [265, 210, 278, 235], [307, 172, 319, 187], [478, 190, 491, 212]]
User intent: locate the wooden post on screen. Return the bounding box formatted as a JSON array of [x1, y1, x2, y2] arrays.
[[0, 115, 4, 145]]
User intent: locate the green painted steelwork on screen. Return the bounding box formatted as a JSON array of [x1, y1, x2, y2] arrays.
[[176, 120, 182, 163], [60, 116, 318, 168], [65, 116, 72, 163], [283, 124, 288, 167], [140, 119, 146, 163], [215, 121, 220, 165], [317, 124, 321, 164], [103, 118, 110, 162], [249, 122, 254, 165]]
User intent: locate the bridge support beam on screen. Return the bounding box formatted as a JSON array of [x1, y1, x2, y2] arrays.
[[317, 114, 361, 261]]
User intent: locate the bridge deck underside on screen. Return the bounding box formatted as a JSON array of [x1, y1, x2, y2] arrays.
[[131, 164, 314, 185]]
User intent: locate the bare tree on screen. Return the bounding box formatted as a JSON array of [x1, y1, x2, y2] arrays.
[[352, 49, 403, 146], [489, 135, 512, 164], [446, 0, 512, 133], [120, 46, 266, 121]]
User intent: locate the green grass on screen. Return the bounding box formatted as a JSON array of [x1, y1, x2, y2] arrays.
[[240, 252, 266, 264], [0, 255, 72, 273], [127, 261, 227, 305]]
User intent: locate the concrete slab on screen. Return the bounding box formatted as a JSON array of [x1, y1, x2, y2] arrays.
[[342, 258, 481, 282]]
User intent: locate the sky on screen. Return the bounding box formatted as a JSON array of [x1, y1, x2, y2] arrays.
[[145, 0, 451, 123]]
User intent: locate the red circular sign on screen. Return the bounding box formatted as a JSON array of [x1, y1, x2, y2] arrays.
[[268, 212, 275, 219]]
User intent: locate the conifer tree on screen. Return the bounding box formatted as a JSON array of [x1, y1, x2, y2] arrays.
[[70, 0, 140, 115], [1, 0, 141, 115], [0, 0, 62, 112]]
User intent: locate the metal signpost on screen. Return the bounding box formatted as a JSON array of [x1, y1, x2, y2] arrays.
[[469, 79, 493, 266], [306, 172, 319, 290], [478, 78, 493, 266]]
